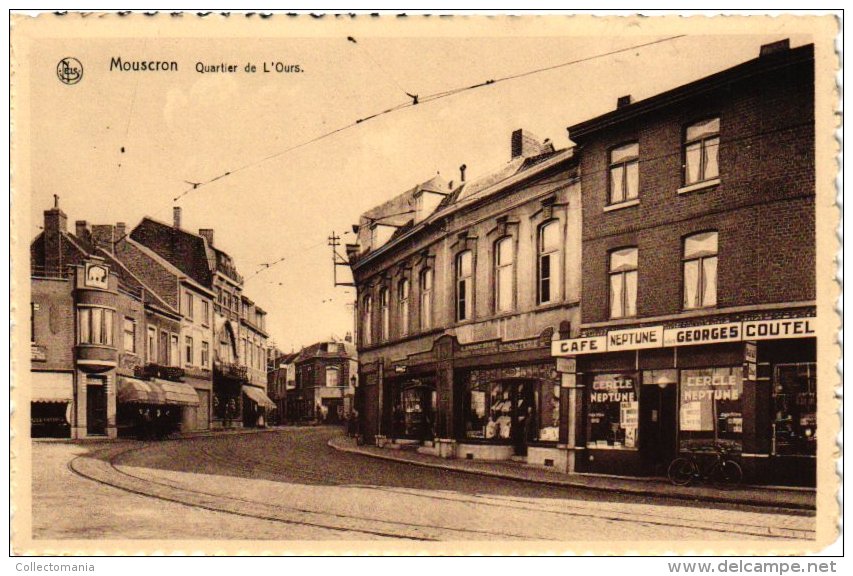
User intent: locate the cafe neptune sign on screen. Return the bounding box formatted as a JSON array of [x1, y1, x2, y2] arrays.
[[551, 316, 816, 357]]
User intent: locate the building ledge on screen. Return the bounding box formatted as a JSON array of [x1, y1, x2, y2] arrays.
[[677, 178, 721, 195], [603, 198, 639, 212]]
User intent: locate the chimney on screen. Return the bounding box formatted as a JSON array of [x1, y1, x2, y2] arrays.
[[199, 228, 215, 247], [115, 222, 126, 240], [459, 164, 467, 183], [760, 38, 790, 57], [75, 220, 88, 239], [617, 95, 633, 109], [173, 206, 182, 229], [511, 129, 545, 160], [42, 201, 68, 273]]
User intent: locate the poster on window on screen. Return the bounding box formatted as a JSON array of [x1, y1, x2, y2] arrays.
[[587, 373, 638, 448], [679, 367, 743, 450]]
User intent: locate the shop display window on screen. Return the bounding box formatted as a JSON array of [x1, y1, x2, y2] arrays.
[[587, 373, 639, 448], [467, 381, 514, 440], [773, 363, 816, 456], [679, 367, 742, 451], [392, 382, 435, 440], [534, 382, 561, 442]]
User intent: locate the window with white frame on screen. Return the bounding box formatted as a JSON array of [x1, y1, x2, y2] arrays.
[[683, 231, 718, 309], [398, 278, 410, 336], [170, 334, 180, 367], [146, 325, 157, 361], [420, 269, 433, 331], [362, 295, 373, 346], [684, 118, 720, 185], [609, 247, 638, 319], [78, 307, 115, 346], [537, 222, 561, 304], [185, 335, 194, 365], [609, 142, 639, 205], [184, 291, 194, 320], [201, 340, 210, 367], [494, 237, 514, 312], [123, 317, 136, 353], [456, 251, 473, 322], [325, 366, 340, 388]]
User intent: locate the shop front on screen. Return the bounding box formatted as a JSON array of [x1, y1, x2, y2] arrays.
[[553, 313, 817, 485], [116, 375, 200, 438], [30, 371, 74, 438], [242, 384, 276, 427]]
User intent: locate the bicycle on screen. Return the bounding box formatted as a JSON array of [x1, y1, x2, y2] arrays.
[[667, 443, 743, 488]]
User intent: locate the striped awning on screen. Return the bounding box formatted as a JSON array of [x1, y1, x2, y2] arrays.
[[242, 385, 276, 410], [31, 372, 73, 403], [118, 377, 200, 407]]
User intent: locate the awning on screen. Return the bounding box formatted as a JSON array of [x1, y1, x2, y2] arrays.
[[242, 385, 276, 410], [31, 372, 73, 403], [118, 377, 200, 407]]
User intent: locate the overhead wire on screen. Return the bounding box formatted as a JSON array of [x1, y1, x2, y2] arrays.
[[172, 34, 687, 204]]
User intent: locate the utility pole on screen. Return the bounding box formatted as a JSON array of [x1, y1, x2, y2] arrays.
[[328, 231, 354, 287]]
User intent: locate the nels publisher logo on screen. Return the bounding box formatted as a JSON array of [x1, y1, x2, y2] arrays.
[[56, 57, 83, 85]]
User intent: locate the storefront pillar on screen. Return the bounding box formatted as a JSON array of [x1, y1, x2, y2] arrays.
[[434, 360, 455, 456], [557, 358, 583, 473]]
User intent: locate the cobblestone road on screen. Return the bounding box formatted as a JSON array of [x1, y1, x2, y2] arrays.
[[31, 427, 816, 543]]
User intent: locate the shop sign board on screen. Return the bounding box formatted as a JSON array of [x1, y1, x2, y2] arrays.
[[742, 318, 816, 340], [551, 336, 607, 357], [663, 322, 742, 347], [744, 341, 758, 363], [607, 326, 663, 351], [555, 357, 577, 373]]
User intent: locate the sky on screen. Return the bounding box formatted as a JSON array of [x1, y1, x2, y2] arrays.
[[23, 16, 815, 352]]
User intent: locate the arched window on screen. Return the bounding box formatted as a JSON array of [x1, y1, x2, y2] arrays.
[[362, 295, 373, 346], [398, 278, 410, 336], [456, 251, 473, 322], [494, 237, 514, 312], [380, 287, 390, 340], [537, 221, 561, 304], [420, 268, 433, 330], [683, 231, 718, 309]]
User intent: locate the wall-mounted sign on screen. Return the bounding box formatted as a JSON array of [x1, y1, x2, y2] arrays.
[[551, 315, 815, 357], [663, 322, 742, 347], [84, 263, 109, 289], [744, 341, 758, 363], [742, 318, 816, 340], [607, 326, 663, 351], [551, 336, 607, 357], [393, 365, 408, 374], [555, 357, 577, 373]]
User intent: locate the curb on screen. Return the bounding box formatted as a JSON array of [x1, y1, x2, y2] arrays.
[[327, 439, 816, 512]]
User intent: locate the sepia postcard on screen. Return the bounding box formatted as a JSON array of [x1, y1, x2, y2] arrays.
[[9, 12, 841, 557]]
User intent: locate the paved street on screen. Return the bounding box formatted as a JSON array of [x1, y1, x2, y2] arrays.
[[32, 427, 815, 541]]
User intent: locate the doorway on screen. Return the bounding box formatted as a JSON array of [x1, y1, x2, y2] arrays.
[[639, 382, 677, 474], [86, 379, 107, 435], [510, 380, 535, 457]]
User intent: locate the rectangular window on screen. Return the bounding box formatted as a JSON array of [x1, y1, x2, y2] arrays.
[[78, 308, 115, 346], [609, 247, 638, 318], [684, 118, 720, 185], [466, 380, 512, 440], [170, 335, 180, 367], [609, 142, 639, 205], [495, 238, 514, 312], [146, 326, 157, 361], [398, 279, 410, 336], [201, 341, 210, 367], [362, 296, 373, 346], [456, 251, 473, 322], [420, 269, 433, 330], [679, 367, 743, 451], [184, 292, 194, 320], [683, 232, 718, 309], [534, 381, 561, 442], [202, 300, 210, 325], [773, 363, 816, 456], [538, 222, 561, 304], [587, 373, 639, 449], [123, 318, 136, 353], [185, 336, 194, 366], [326, 367, 340, 388], [380, 288, 390, 340]]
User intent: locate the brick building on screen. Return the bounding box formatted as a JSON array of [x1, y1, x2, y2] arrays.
[[30, 200, 198, 439], [288, 341, 357, 424], [267, 350, 299, 424], [349, 130, 581, 467], [130, 208, 275, 428], [552, 40, 816, 484]]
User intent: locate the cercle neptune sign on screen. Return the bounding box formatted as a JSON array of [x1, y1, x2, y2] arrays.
[[551, 317, 816, 357]]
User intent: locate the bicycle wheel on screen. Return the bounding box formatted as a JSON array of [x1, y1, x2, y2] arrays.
[[667, 457, 697, 486], [711, 459, 743, 489]]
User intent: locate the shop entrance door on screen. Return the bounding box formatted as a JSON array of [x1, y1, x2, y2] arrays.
[[86, 380, 107, 436], [639, 383, 677, 474], [511, 381, 535, 457]]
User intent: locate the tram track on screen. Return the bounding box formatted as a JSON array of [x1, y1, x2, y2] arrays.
[[171, 434, 815, 541]]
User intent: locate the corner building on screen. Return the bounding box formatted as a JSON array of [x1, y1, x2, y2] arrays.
[[552, 41, 816, 485], [349, 130, 582, 469]]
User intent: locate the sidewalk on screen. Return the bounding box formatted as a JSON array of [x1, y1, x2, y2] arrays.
[[328, 436, 816, 511]]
